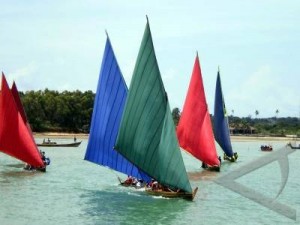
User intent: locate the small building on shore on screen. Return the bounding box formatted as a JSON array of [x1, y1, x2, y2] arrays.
[[229, 124, 256, 135]]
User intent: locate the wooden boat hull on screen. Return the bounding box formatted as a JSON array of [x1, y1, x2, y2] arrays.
[[223, 153, 238, 162], [24, 166, 46, 172], [202, 162, 220, 172], [287, 143, 300, 149], [224, 156, 236, 162], [37, 141, 82, 147], [205, 166, 220, 172], [145, 187, 198, 200]]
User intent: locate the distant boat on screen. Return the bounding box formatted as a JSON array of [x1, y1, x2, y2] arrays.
[[84, 33, 150, 184], [0, 73, 47, 172], [114, 18, 198, 200], [287, 143, 300, 149], [177, 54, 221, 171], [260, 145, 273, 151], [287, 136, 300, 149], [37, 140, 82, 147], [213, 68, 238, 162]]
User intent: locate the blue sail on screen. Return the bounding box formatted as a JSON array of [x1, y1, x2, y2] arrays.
[[84, 35, 150, 182], [213, 69, 234, 157]]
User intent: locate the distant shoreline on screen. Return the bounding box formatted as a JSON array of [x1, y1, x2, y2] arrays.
[[33, 132, 89, 139], [230, 135, 295, 142], [33, 132, 296, 142]]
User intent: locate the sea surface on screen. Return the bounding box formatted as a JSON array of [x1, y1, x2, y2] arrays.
[[0, 138, 299, 225]]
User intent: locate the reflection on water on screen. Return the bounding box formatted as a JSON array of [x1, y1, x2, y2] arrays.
[[0, 162, 42, 183], [81, 187, 190, 225], [4, 163, 25, 168], [0, 170, 37, 178], [188, 169, 218, 181]]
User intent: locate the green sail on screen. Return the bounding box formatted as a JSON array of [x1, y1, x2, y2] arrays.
[[115, 19, 192, 193]]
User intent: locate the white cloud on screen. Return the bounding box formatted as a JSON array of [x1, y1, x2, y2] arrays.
[[228, 65, 299, 117]]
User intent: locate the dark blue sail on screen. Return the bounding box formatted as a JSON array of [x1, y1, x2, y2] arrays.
[[213, 69, 234, 157], [84, 35, 150, 182]]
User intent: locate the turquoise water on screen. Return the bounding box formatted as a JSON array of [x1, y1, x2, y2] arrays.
[[0, 138, 299, 225]]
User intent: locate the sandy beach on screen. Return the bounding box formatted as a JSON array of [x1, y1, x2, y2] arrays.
[[33, 132, 89, 139], [33, 132, 297, 142], [230, 135, 297, 142]]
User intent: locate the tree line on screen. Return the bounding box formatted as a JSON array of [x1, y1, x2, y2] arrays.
[[172, 108, 300, 137], [20, 89, 94, 132], [18, 90, 299, 136]]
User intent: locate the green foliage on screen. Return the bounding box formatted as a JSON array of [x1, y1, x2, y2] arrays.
[[20, 89, 95, 133], [254, 117, 300, 136], [171, 107, 181, 126], [17, 92, 300, 136], [172, 107, 300, 137], [228, 116, 300, 136]]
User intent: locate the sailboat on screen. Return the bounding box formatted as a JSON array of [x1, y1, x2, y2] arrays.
[[114, 18, 198, 200], [84, 33, 150, 185], [213, 68, 238, 162], [287, 135, 300, 149], [287, 143, 300, 149], [177, 54, 221, 171], [11, 80, 50, 167], [0, 73, 47, 172]]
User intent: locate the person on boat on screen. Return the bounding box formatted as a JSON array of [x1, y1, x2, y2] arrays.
[[147, 179, 154, 188], [124, 176, 133, 185], [47, 138, 50, 143], [24, 163, 35, 171], [201, 161, 208, 169], [132, 177, 138, 186], [43, 139, 45, 144], [40, 150, 50, 166], [41, 151, 46, 161], [233, 152, 238, 160], [150, 180, 159, 190], [135, 179, 144, 188], [74, 136, 77, 142]]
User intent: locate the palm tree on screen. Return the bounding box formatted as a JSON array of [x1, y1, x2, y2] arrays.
[[275, 109, 279, 118], [255, 110, 259, 119], [254, 110, 259, 136], [229, 109, 235, 130]]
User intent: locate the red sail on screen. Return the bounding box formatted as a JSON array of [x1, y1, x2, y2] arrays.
[[11, 81, 40, 154], [11, 82, 35, 134], [177, 55, 220, 167], [11, 82, 28, 124], [0, 74, 44, 167]]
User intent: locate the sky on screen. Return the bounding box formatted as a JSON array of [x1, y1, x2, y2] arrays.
[[0, 0, 299, 118]]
